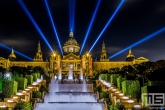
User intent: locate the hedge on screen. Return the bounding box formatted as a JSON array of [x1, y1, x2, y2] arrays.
[[110, 74, 119, 86], [36, 73, 40, 79], [117, 76, 122, 90], [100, 74, 107, 80], [33, 91, 42, 99], [14, 101, 33, 110], [99, 91, 108, 99], [15, 78, 27, 90], [16, 73, 23, 78], [32, 73, 37, 81], [25, 75, 33, 85], [2, 80, 18, 98], [0, 78, 3, 91], [122, 80, 140, 98]]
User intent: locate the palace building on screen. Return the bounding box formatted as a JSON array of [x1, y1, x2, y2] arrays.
[[0, 31, 149, 75]]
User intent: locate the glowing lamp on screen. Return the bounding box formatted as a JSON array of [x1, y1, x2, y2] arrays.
[[7, 100, 13, 102], [27, 86, 33, 89], [122, 96, 129, 99], [16, 92, 23, 96], [134, 105, 141, 108], [0, 105, 6, 108], [115, 91, 120, 94], [13, 96, 18, 99], [112, 89, 117, 91], [118, 93, 124, 96], [127, 100, 134, 103]]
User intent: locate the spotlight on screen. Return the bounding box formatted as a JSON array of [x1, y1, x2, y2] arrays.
[[18, 0, 53, 52], [0, 43, 33, 60], [80, 0, 101, 55], [44, 0, 63, 55], [69, 0, 75, 32], [88, 0, 125, 53], [110, 27, 165, 58]]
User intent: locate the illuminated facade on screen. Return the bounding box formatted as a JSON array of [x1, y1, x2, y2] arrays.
[[0, 31, 149, 75]]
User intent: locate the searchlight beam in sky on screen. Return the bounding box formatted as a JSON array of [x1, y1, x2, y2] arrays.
[[70, 0, 75, 32], [88, 0, 125, 53], [44, 0, 63, 55], [0, 43, 33, 61], [110, 27, 165, 58], [18, 0, 53, 52], [80, 0, 101, 55]]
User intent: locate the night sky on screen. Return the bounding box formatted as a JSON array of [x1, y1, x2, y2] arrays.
[[0, 0, 165, 61]]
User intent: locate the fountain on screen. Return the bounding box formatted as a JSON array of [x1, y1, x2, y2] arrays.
[[35, 68, 104, 110], [68, 68, 73, 80], [58, 68, 62, 80], [82, 79, 87, 92], [79, 69, 83, 80]]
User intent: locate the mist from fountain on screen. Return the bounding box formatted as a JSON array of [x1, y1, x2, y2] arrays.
[[58, 68, 62, 80], [82, 79, 87, 92], [80, 69, 83, 80], [68, 68, 73, 80]]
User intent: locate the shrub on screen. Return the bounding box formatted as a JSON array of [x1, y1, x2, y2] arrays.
[[94, 86, 101, 93], [15, 78, 27, 90], [14, 101, 33, 110], [33, 91, 42, 99], [99, 91, 108, 99], [122, 80, 140, 98], [2, 80, 18, 98], [25, 75, 33, 85], [32, 73, 37, 81], [110, 74, 119, 86], [40, 85, 48, 93], [36, 73, 40, 78]]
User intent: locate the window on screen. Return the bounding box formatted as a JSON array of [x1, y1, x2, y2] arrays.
[[69, 47, 73, 52]]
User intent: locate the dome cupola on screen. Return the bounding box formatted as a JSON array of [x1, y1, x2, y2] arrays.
[[63, 30, 80, 55]]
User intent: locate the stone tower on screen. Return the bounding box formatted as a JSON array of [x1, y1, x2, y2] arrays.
[[8, 47, 16, 61], [100, 41, 109, 62], [34, 41, 43, 61], [126, 49, 135, 61]]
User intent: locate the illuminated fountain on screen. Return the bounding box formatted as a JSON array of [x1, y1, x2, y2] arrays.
[[58, 68, 62, 80], [80, 69, 83, 80], [35, 70, 104, 110], [68, 66, 73, 80]]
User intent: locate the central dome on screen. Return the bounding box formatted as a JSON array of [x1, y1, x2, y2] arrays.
[[63, 31, 80, 55]]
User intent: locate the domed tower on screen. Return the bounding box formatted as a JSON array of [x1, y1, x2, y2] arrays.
[[100, 41, 109, 62], [34, 41, 43, 61], [63, 30, 80, 55], [126, 49, 135, 61], [8, 47, 16, 61]]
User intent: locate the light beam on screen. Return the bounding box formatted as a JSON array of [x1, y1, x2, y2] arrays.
[[80, 0, 101, 55], [18, 0, 53, 52], [0, 43, 33, 61], [44, 0, 63, 55], [70, 0, 75, 32], [110, 27, 165, 58], [88, 0, 125, 53]]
